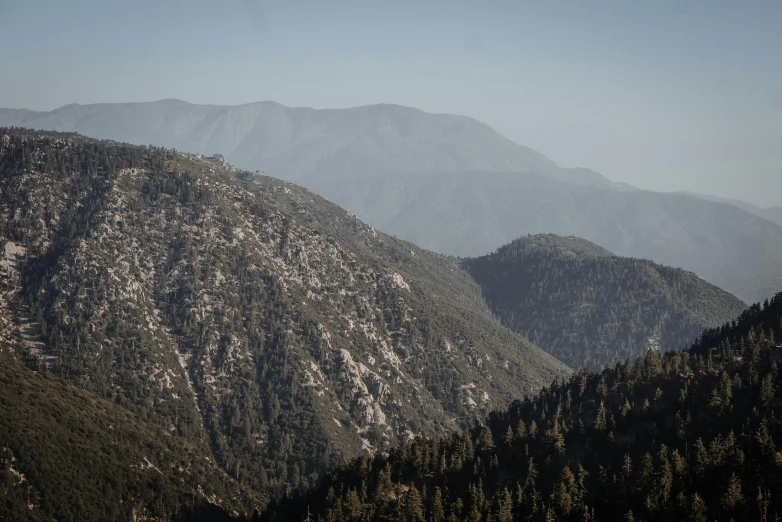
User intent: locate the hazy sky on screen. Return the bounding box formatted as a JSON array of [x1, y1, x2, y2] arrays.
[[1, 0, 780, 206]]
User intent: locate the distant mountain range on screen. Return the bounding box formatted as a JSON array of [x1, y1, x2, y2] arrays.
[[0, 128, 775, 520], [1, 100, 780, 303], [465, 234, 747, 369]]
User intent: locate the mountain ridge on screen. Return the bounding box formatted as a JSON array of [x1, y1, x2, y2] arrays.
[[329, 169, 782, 302]]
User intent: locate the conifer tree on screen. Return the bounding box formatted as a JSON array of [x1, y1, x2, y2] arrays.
[[594, 401, 607, 432], [431, 487, 445, 522], [404, 485, 424, 522]]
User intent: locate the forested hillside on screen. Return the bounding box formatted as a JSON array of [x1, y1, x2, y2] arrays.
[[0, 346, 260, 521], [263, 293, 782, 522], [0, 129, 566, 503], [465, 235, 746, 369]]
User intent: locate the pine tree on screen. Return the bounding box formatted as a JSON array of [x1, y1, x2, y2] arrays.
[[344, 489, 362, 520], [692, 438, 709, 479], [760, 373, 776, 410], [653, 387, 664, 411], [404, 485, 424, 522], [721, 473, 743, 512], [377, 464, 393, 499], [528, 420, 538, 439], [688, 492, 707, 522], [620, 398, 632, 418], [494, 488, 513, 522], [479, 427, 495, 451], [637, 453, 654, 491], [594, 401, 607, 432], [515, 420, 527, 440], [553, 466, 576, 516], [654, 445, 672, 506], [467, 482, 484, 522], [431, 487, 445, 522]]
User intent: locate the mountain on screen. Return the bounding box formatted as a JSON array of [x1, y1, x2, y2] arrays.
[[464, 234, 747, 369], [263, 292, 782, 522], [0, 346, 260, 521], [0, 128, 568, 500], [3, 100, 781, 303]]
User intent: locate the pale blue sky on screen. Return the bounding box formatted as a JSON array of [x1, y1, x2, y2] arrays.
[[1, 0, 780, 206]]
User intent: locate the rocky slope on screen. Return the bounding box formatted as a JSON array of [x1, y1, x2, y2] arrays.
[[464, 234, 747, 369], [0, 129, 568, 499]]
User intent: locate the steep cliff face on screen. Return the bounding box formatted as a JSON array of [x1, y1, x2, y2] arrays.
[[0, 129, 568, 496]]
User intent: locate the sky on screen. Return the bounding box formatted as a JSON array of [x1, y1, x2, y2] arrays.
[[0, 0, 780, 207]]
